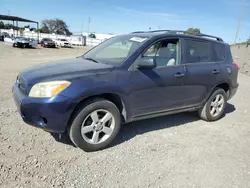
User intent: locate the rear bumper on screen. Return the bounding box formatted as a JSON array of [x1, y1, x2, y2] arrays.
[[12, 84, 75, 133], [228, 84, 239, 100]]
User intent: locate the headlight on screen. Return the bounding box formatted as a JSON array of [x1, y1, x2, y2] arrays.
[[44, 42, 48, 45], [29, 81, 71, 98]]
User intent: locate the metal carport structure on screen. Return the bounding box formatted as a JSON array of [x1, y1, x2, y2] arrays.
[[0, 14, 39, 41]]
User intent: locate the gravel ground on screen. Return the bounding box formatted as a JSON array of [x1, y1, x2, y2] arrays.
[[1, 42, 250, 188]]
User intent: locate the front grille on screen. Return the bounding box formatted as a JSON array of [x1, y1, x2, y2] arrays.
[[17, 76, 27, 95]]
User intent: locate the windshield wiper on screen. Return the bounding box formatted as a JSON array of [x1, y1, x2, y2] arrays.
[[84, 57, 99, 63]]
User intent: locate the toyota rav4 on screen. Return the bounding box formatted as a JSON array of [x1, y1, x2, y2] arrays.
[[12, 30, 239, 152]]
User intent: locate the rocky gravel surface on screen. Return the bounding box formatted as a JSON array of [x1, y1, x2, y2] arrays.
[[1, 43, 250, 188]]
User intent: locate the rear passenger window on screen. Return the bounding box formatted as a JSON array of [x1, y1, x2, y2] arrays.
[[185, 40, 211, 64], [212, 43, 226, 61]]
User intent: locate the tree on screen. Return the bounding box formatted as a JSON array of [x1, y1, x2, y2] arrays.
[[88, 33, 96, 38], [30, 27, 37, 32], [38, 25, 49, 33], [4, 23, 13, 29], [186, 28, 201, 34], [24, 25, 30, 28], [40, 19, 72, 35], [0, 21, 4, 29]]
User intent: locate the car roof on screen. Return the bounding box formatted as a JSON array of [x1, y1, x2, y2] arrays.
[[128, 30, 226, 45]]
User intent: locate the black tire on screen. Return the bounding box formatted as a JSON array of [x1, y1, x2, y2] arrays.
[[198, 88, 227, 121], [68, 98, 121, 152]]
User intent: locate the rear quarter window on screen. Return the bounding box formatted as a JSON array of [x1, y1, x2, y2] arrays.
[[212, 42, 226, 62]]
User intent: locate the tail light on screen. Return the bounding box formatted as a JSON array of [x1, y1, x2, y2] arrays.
[[232, 62, 239, 70]]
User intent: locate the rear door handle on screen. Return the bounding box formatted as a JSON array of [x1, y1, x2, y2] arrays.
[[175, 72, 185, 78], [212, 69, 220, 74]]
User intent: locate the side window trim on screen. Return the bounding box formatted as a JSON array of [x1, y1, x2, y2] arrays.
[[128, 37, 182, 71], [183, 39, 213, 65]]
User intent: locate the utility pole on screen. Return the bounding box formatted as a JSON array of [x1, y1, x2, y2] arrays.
[[87, 17, 91, 35], [80, 20, 84, 47], [8, 10, 10, 24], [234, 0, 247, 45]]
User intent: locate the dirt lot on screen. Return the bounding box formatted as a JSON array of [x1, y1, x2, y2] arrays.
[[1, 42, 250, 188]]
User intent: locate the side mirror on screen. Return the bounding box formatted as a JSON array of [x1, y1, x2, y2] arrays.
[[136, 58, 156, 69]]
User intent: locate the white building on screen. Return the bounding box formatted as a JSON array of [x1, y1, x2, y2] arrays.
[[0, 28, 117, 46]]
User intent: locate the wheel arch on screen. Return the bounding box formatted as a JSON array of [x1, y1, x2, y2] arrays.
[[67, 92, 129, 129], [212, 82, 230, 98], [204, 82, 230, 104]]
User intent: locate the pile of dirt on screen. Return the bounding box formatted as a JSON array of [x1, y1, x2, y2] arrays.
[[231, 45, 250, 76]]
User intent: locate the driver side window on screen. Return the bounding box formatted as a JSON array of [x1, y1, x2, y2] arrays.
[[142, 39, 180, 67]]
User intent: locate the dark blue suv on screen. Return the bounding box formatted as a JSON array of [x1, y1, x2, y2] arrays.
[[12, 30, 239, 152]]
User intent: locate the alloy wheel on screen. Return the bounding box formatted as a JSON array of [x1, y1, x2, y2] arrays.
[[81, 109, 115, 144], [210, 94, 225, 117]]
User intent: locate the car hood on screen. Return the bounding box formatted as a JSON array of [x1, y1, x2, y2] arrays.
[[15, 38, 29, 43], [19, 57, 114, 85]]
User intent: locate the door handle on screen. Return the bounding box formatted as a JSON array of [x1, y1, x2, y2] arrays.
[[212, 69, 220, 74], [175, 72, 185, 78]]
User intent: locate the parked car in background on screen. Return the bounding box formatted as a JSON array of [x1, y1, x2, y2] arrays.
[[55, 38, 71, 48], [0, 32, 11, 41], [13, 37, 38, 48], [40, 38, 56, 48], [12, 30, 239, 152]]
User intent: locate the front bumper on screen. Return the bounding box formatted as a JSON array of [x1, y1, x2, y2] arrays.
[[16, 42, 29, 46], [44, 43, 56, 47], [62, 43, 71, 47], [12, 84, 75, 133]]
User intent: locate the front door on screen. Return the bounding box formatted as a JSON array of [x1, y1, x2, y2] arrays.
[[128, 38, 186, 117]]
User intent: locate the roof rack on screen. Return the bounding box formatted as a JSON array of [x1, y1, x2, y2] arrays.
[[131, 30, 223, 42]]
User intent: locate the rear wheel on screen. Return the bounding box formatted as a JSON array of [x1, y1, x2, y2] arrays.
[[68, 98, 121, 152], [198, 88, 227, 121]]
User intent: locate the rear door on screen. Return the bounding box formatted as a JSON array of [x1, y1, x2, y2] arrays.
[[182, 39, 221, 107]]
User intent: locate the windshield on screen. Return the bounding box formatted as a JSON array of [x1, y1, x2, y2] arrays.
[[16, 37, 28, 41], [83, 35, 149, 65]]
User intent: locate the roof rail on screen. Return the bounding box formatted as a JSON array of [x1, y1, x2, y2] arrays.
[[197, 33, 223, 42], [131, 30, 223, 42]]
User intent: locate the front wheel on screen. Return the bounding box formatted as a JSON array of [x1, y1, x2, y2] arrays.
[[68, 98, 121, 152], [198, 88, 227, 121]]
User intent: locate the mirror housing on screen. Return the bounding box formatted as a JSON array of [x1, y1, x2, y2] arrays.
[[136, 58, 156, 69]]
